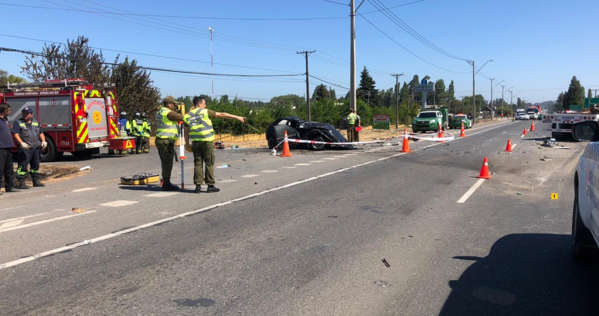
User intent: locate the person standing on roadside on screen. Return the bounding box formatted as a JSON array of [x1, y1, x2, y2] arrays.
[[141, 112, 151, 153], [184, 96, 245, 193], [156, 96, 184, 191], [12, 107, 47, 188], [346, 109, 361, 142], [0, 103, 16, 194]]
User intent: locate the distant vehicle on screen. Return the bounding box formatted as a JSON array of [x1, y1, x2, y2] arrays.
[[527, 105, 541, 120], [516, 112, 530, 120], [412, 108, 449, 132], [571, 121, 599, 258], [266, 116, 349, 150], [449, 113, 472, 129]]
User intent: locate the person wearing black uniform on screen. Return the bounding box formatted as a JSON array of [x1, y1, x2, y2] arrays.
[[0, 103, 16, 194], [12, 107, 47, 189]]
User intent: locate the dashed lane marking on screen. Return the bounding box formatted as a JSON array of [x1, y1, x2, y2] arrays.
[[0, 120, 515, 270], [0, 212, 50, 225], [145, 192, 179, 198], [0, 211, 96, 233], [100, 200, 139, 208], [261, 170, 278, 173], [457, 179, 486, 204], [218, 179, 238, 183], [295, 163, 311, 166], [323, 158, 337, 161], [282, 166, 296, 169], [241, 174, 259, 178], [72, 187, 97, 193], [310, 160, 325, 163]]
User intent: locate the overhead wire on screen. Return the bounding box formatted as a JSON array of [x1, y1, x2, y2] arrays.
[[309, 74, 349, 90]]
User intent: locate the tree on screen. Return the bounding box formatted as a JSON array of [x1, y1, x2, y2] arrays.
[[563, 76, 585, 109], [21, 36, 110, 84], [447, 81, 455, 101], [0, 69, 26, 86], [312, 84, 330, 102], [357, 67, 377, 104], [328, 87, 336, 100], [111, 57, 160, 118], [434, 79, 446, 104]]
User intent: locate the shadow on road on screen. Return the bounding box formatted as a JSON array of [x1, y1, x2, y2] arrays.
[[440, 233, 599, 316]]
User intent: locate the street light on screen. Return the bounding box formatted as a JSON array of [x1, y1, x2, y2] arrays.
[[467, 58, 493, 123]]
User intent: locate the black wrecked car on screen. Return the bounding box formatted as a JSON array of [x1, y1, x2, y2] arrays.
[[266, 116, 350, 150]]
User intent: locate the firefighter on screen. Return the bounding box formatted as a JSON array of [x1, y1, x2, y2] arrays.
[[131, 112, 146, 154], [142, 112, 151, 153], [12, 107, 47, 188], [156, 96, 184, 191], [0, 103, 16, 194], [184, 96, 245, 193], [346, 109, 361, 142], [118, 111, 129, 136]]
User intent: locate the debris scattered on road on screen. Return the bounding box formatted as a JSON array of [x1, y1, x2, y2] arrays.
[[516, 192, 522, 196], [542, 138, 556, 147], [231, 145, 239, 149], [242, 158, 247, 162], [328, 215, 338, 218], [254, 182, 258, 185], [79, 166, 91, 171], [540, 156, 552, 162], [374, 280, 391, 288], [217, 164, 230, 169], [71, 207, 85, 213], [381, 258, 391, 268], [271, 149, 277, 156]]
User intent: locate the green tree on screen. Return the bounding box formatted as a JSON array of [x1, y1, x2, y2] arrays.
[[21, 36, 110, 85], [434, 79, 446, 104], [312, 84, 330, 102], [0, 69, 26, 86], [563, 76, 585, 109], [111, 57, 161, 119], [357, 67, 377, 104], [447, 80, 455, 101]]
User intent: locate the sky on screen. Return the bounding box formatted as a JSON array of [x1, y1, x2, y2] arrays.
[[1, 0, 598, 104]]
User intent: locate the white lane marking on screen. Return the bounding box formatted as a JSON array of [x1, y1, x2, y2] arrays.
[[0, 211, 96, 233], [295, 163, 311, 166], [100, 200, 139, 207], [333, 155, 347, 158], [241, 174, 259, 178], [457, 179, 486, 204], [282, 166, 296, 169], [261, 170, 279, 173], [310, 160, 325, 163], [145, 192, 179, 198], [72, 187, 96, 193], [218, 179, 238, 183], [0, 120, 516, 270], [323, 157, 337, 161], [0, 212, 50, 225], [0, 205, 26, 212], [511, 144, 517, 150], [0, 220, 24, 229]]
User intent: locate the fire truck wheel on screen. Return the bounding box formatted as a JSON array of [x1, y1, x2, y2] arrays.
[[41, 138, 57, 162]]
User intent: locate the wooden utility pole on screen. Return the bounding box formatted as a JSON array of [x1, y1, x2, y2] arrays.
[[297, 50, 316, 121], [391, 73, 404, 129]]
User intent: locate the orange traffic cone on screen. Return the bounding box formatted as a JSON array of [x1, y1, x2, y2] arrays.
[[522, 128, 527, 137], [438, 123, 444, 138], [478, 157, 491, 179], [530, 120, 535, 132], [401, 129, 410, 153], [280, 130, 292, 157], [460, 122, 466, 137], [505, 139, 513, 152]]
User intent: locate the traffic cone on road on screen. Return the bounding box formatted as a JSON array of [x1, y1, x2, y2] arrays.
[[505, 139, 513, 152], [530, 120, 535, 132], [478, 157, 491, 179], [280, 130, 292, 157], [438, 124, 444, 138], [522, 128, 527, 137], [460, 122, 466, 137], [401, 129, 411, 153]]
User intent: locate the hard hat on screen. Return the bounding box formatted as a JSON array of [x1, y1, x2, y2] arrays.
[[21, 106, 33, 114], [120, 111, 127, 116], [135, 112, 141, 117]]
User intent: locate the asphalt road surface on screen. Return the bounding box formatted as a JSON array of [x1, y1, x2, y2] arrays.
[[1, 119, 597, 315]]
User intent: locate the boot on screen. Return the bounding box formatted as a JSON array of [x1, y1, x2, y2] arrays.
[[32, 174, 45, 187], [206, 185, 220, 193], [162, 180, 179, 191], [15, 177, 30, 189], [194, 185, 202, 193]]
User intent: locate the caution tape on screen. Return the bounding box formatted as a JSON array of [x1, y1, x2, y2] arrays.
[[286, 138, 388, 146], [407, 133, 455, 142]]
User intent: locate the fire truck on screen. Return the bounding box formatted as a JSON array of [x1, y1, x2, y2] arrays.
[[0, 79, 121, 161]]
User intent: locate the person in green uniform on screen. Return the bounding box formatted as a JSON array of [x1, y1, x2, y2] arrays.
[[142, 112, 151, 153], [346, 110, 360, 142], [155, 96, 184, 191], [131, 112, 146, 154], [184, 96, 245, 193]]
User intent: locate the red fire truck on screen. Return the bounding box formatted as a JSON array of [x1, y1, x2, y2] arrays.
[[0, 79, 121, 161]]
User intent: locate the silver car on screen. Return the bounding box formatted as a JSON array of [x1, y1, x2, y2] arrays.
[[572, 121, 599, 258]]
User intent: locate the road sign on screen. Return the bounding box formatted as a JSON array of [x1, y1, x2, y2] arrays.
[[373, 114, 390, 130]]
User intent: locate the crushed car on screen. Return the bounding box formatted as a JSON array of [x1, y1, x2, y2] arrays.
[[266, 116, 351, 150]]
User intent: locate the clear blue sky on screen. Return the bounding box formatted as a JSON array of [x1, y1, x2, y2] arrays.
[[1, 0, 597, 103]]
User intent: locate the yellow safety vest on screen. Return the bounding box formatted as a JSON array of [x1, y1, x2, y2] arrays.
[[184, 108, 215, 142], [155, 107, 178, 140], [347, 113, 359, 125]]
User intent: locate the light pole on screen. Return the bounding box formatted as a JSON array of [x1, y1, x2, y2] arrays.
[[209, 26, 214, 100], [489, 78, 494, 119], [467, 59, 493, 123], [501, 84, 506, 117], [391, 73, 404, 129]]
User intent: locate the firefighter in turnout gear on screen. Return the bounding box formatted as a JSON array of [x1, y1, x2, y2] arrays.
[[12, 107, 47, 188], [156, 96, 184, 191], [184, 96, 245, 193], [141, 112, 151, 153], [131, 112, 147, 154]]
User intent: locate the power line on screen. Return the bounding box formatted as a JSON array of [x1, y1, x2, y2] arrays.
[[358, 14, 467, 74], [309, 74, 349, 90]]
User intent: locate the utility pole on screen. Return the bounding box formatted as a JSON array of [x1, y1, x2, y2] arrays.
[[391, 73, 404, 129], [489, 78, 495, 120], [297, 50, 316, 121], [501, 84, 505, 117], [349, 0, 366, 113], [209, 26, 215, 100], [471, 60, 475, 123]]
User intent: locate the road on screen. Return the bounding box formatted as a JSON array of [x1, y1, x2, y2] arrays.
[[0, 119, 597, 315]]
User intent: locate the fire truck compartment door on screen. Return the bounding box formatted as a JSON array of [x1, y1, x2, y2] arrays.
[[6, 97, 37, 123], [85, 98, 108, 139], [40, 96, 71, 128]]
